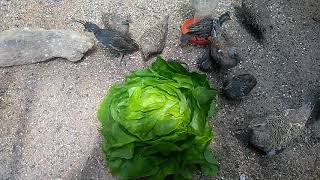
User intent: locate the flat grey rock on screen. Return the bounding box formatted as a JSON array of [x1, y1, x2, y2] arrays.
[[102, 12, 130, 35], [139, 15, 169, 61], [0, 28, 94, 67], [249, 103, 312, 155]]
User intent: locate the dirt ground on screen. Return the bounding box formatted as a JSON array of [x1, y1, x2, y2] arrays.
[[1, 0, 320, 179]]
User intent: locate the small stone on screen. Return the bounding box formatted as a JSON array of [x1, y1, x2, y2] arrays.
[[249, 103, 312, 155], [0, 28, 94, 67], [101, 12, 131, 35], [240, 174, 246, 180], [191, 0, 219, 17], [222, 74, 257, 100], [139, 15, 169, 61]]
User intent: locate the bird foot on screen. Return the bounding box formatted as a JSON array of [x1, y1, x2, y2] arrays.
[[119, 54, 126, 66]]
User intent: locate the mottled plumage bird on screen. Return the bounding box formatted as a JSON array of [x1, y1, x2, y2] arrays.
[[139, 15, 169, 61], [73, 18, 139, 63], [210, 33, 239, 69], [180, 12, 231, 43], [249, 103, 312, 155], [198, 32, 239, 71], [222, 74, 257, 100]]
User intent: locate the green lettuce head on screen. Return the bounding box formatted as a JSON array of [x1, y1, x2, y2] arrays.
[[97, 57, 219, 180]]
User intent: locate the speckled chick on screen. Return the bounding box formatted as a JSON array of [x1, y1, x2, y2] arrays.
[[198, 33, 239, 71], [249, 103, 312, 155], [210, 33, 240, 69], [139, 15, 169, 61]]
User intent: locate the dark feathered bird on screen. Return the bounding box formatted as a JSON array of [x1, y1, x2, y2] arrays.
[[198, 30, 239, 71], [198, 47, 214, 72], [180, 12, 231, 43], [222, 74, 257, 100], [73, 19, 139, 61], [210, 35, 239, 69]]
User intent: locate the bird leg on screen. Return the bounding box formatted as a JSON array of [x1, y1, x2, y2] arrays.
[[110, 50, 125, 66], [119, 53, 125, 66], [71, 17, 86, 25]]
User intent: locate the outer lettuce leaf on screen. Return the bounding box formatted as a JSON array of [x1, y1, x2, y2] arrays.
[[97, 56, 219, 180]]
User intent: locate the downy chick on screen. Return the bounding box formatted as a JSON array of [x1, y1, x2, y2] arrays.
[[198, 47, 214, 72], [249, 103, 312, 155], [139, 15, 169, 61], [222, 74, 257, 100], [198, 31, 239, 71], [210, 32, 240, 69]]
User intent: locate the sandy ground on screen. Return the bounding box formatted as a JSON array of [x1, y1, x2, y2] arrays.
[[1, 0, 320, 179]]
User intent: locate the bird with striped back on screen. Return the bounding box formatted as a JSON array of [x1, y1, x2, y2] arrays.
[[73, 16, 139, 64]]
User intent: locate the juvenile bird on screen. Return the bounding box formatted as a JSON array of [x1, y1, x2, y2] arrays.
[[198, 47, 214, 72], [73, 18, 139, 63], [180, 12, 231, 43], [198, 32, 240, 71], [139, 15, 169, 61], [249, 103, 312, 155], [222, 74, 257, 100], [210, 33, 240, 69]]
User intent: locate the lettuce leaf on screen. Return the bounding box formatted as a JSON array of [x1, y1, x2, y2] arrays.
[[97, 56, 219, 179]]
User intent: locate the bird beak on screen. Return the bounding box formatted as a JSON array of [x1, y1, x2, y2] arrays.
[[71, 18, 86, 25]]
